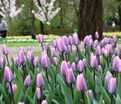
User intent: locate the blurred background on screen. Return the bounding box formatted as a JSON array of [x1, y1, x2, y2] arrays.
[[1, 0, 121, 37]]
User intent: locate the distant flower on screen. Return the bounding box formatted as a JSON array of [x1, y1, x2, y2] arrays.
[[76, 74, 87, 92], [51, 47, 57, 57], [27, 50, 34, 61], [88, 90, 94, 101], [105, 71, 112, 83], [14, 57, 20, 67], [77, 60, 85, 72], [68, 36, 73, 45], [36, 73, 44, 87], [45, 43, 50, 51], [2, 45, 9, 55], [108, 77, 117, 94], [96, 46, 102, 56], [97, 65, 102, 73], [18, 50, 26, 64], [4, 66, 14, 82], [24, 75, 31, 87], [71, 62, 76, 71], [114, 47, 120, 56]]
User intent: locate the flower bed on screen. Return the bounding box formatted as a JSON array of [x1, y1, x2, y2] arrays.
[[0, 33, 121, 104]]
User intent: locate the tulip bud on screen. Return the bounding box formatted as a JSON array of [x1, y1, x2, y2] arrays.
[[14, 57, 20, 67], [18, 51, 26, 64], [8, 84, 17, 95], [2, 45, 8, 55], [27, 50, 34, 61], [24, 75, 31, 87], [35, 87, 41, 99], [68, 36, 73, 45], [36, 73, 44, 87], [88, 90, 94, 101], [76, 74, 87, 92], [45, 43, 50, 51], [4, 66, 14, 82], [72, 33, 79, 45], [108, 77, 117, 94], [96, 46, 102, 56], [113, 35, 117, 43], [41, 54, 50, 69], [77, 60, 85, 72], [114, 47, 120, 56], [97, 65, 102, 73], [38, 34, 44, 43], [0, 58, 3, 69], [51, 47, 57, 57], [52, 57, 58, 65], [90, 53, 98, 68], [71, 62, 76, 71], [66, 68, 75, 84], [105, 71, 112, 83], [41, 100, 48, 104], [33, 57, 39, 67], [112, 56, 120, 72], [95, 31, 99, 39], [61, 61, 68, 76]]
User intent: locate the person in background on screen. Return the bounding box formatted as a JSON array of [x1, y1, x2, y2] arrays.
[[112, 21, 116, 32], [0, 14, 8, 42]]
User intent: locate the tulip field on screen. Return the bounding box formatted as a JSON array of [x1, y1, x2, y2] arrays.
[[0, 32, 121, 104]]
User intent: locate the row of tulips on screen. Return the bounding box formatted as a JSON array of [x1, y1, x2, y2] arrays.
[[0, 32, 121, 104]]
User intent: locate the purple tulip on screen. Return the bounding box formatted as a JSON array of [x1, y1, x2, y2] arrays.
[[33, 57, 39, 67], [53, 40, 57, 47], [77, 60, 85, 72], [113, 35, 117, 43], [35, 87, 41, 99], [71, 62, 76, 71], [90, 53, 98, 68], [61, 61, 68, 76], [38, 34, 44, 43], [72, 33, 79, 45], [36, 73, 44, 87], [108, 77, 117, 94], [96, 46, 102, 56], [41, 100, 48, 104], [93, 40, 99, 48], [18, 51, 26, 64], [88, 39, 93, 47], [63, 36, 69, 46], [76, 74, 87, 92], [88, 90, 94, 101], [105, 71, 112, 83], [41, 54, 50, 69], [52, 57, 58, 65], [24, 75, 31, 87], [27, 46, 32, 51], [114, 47, 120, 56], [51, 47, 57, 57], [105, 44, 112, 54], [102, 48, 110, 58], [8, 84, 17, 95], [45, 43, 50, 51], [66, 68, 75, 84], [2, 45, 9, 55], [27, 50, 34, 61], [84, 36, 90, 46], [14, 57, 20, 67], [68, 36, 73, 45], [97, 65, 102, 73], [4, 66, 14, 82], [0, 58, 3, 69], [95, 31, 99, 39], [112, 56, 120, 72]]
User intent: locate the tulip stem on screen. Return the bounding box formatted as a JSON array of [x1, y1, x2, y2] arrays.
[[110, 94, 113, 104], [6, 55, 10, 67], [10, 82, 14, 104], [70, 84, 74, 99], [41, 43, 44, 51], [82, 92, 85, 104], [45, 68, 49, 84], [22, 64, 26, 80]]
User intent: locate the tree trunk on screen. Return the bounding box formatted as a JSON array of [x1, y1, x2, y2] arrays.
[[40, 21, 44, 34], [118, 3, 121, 31], [78, 0, 103, 40]]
